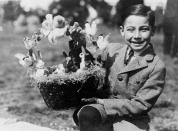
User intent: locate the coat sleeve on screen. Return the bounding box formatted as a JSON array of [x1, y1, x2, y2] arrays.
[[102, 59, 166, 118]]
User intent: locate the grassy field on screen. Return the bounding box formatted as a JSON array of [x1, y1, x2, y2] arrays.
[[0, 24, 178, 131]]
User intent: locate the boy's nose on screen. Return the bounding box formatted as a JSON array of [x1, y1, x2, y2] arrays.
[[133, 31, 141, 39]]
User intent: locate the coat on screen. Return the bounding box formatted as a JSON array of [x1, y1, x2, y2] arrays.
[[97, 43, 166, 122], [73, 43, 166, 131]]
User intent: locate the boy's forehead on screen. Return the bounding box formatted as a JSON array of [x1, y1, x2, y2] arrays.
[[124, 15, 150, 26]]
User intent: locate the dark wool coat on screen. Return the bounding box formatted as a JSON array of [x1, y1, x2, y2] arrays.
[[97, 43, 166, 121], [73, 43, 166, 130]]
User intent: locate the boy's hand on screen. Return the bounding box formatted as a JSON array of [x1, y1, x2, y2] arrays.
[[81, 98, 98, 104], [81, 98, 104, 105]]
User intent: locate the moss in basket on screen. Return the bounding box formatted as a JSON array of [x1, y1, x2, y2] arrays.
[[34, 64, 106, 110]]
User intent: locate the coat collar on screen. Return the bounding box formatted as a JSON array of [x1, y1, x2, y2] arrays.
[[118, 44, 155, 74], [114, 44, 128, 72]]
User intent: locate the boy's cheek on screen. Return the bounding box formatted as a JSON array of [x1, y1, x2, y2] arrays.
[[124, 36, 132, 42]]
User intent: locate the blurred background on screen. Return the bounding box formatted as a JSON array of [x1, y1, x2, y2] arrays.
[[0, 0, 178, 131]]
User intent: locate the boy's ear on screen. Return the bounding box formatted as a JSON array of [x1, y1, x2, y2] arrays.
[[120, 26, 124, 36]]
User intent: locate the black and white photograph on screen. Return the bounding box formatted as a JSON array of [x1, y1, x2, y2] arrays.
[[0, 0, 177, 131]]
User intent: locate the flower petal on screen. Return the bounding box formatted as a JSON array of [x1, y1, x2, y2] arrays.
[[36, 59, 45, 68], [53, 26, 67, 38], [48, 31, 55, 44], [45, 14, 53, 22], [84, 21, 97, 36], [23, 37, 37, 49], [14, 53, 26, 60], [23, 56, 34, 67], [15, 53, 34, 67], [48, 26, 67, 44], [97, 34, 110, 50], [35, 68, 45, 78], [41, 20, 51, 36], [53, 15, 66, 28]]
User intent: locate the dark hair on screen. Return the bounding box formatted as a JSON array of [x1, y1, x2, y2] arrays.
[[121, 4, 155, 27]]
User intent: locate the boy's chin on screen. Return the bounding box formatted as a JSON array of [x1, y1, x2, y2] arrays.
[[130, 42, 148, 50], [130, 45, 147, 52]]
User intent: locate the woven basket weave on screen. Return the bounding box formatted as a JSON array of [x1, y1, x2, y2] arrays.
[[36, 66, 105, 110]]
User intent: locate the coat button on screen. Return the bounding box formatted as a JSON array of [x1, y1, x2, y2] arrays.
[[117, 75, 123, 81]]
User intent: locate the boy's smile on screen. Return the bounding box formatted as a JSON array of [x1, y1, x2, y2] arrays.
[[120, 15, 154, 53]]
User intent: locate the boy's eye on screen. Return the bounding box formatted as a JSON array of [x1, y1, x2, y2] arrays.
[[126, 28, 135, 32], [140, 27, 150, 32]]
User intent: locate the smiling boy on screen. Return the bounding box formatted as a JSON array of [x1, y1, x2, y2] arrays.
[[73, 4, 166, 131]]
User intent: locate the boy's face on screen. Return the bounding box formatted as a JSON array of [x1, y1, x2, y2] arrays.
[[120, 15, 154, 52]]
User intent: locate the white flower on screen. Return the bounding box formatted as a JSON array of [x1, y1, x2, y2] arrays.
[[76, 52, 86, 73], [34, 68, 46, 78], [14, 53, 34, 68], [96, 33, 110, 50], [47, 27, 67, 44], [84, 19, 100, 36], [36, 59, 45, 69], [53, 15, 66, 28], [23, 37, 37, 50], [40, 14, 68, 44], [35, 50, 45, 69], [31, 59, 45, 79], [84, 22, 97, 36], [40, 14, 53, 37], [54, 64, 65, 74], [79, 53, 85, 70]]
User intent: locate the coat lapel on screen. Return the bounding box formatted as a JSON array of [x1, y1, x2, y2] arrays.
[[118, 44, 155, 74], [114, 45, 128, 72], [119, 56, 148, 74]]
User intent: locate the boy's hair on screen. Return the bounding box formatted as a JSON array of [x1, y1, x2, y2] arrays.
[[121, 4, 155, 27]]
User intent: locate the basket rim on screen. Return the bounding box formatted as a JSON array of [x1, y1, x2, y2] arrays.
[[32, 65, 106, 84]]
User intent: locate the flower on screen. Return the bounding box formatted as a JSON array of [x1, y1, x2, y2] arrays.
[[84, 21, 97, 36], [14, 13, 108, 111], [23, 37, 37, 50], [96, 33, 110, 50], [14, 53, 34, 68], [79, 52, 85, 70], [84, 19, 100, 36], [40, 14, 68, 44], [54, 64, 65, 74], [36, 59, 45, 69], [15, 14, 107, 80]]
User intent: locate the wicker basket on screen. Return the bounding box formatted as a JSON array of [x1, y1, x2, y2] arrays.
[[36, 66, 106, 110]]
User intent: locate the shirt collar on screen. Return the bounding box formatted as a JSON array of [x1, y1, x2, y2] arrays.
[[126, 43, 155, 62]]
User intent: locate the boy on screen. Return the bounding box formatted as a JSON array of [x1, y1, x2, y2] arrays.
[[73, 4, 166, 131]]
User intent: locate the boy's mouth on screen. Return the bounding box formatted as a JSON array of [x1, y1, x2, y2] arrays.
[[130, 41, 144, 44]]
